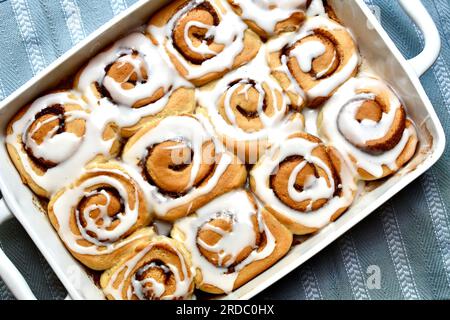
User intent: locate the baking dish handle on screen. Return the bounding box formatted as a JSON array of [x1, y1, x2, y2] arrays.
[[0, 198, 37, 300], [397, 0, 441, 77]]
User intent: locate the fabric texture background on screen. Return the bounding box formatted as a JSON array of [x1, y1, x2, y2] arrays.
[[0, 0, 449, 300]]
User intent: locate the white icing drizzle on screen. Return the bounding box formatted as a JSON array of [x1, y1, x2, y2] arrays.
[[173, 190, 276, 293], [302, 108, 319, 136], [148, 0, 249, 80], [229, 0, 308, 35], [24, 113, 84, 164], [51, 165, 146, 255], [6, 91, 115, 195], [319, 76, 416, 178], [289, 41, 325, 73], [251, 136, 356, 229], [267, 16, 360, 102], [76, 32, 191, 129], [122, 115, 235, 218], [306, 0, 327, 17], [103, 237, 193, 300], [197, 47, 304, 154]]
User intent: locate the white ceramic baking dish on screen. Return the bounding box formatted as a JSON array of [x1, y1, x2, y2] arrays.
[[0, 0, 445, 300]]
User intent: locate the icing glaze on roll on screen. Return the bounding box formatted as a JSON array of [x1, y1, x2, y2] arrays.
[[318, 77, 419, 180], [48, 162, 153, 270], [75, 32, 195, 137], [227, 0, 309, 38], [148, 0, 261, 86], [197, 47, 304, 162], [251, 132, 356, 235], [172, 190, 292, 294], [122, 114, 247, 221], [267, 16, 360, 109], [101, 236, 195, 300], [6, 91, 119, 198]]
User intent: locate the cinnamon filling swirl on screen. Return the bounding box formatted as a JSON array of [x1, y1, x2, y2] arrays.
[[77, 187, 126, 242], [141, 140, 215, 198], [172, 1, 224, 65], [24, 103, 86, 170], [101, 236, 194, 300], [196, 211, 262, 269]]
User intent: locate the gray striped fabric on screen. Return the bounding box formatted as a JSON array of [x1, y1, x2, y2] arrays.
[[0, 0, 449, 300]]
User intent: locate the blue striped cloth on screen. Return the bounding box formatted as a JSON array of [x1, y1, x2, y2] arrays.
[[0, 0, 449, 300]]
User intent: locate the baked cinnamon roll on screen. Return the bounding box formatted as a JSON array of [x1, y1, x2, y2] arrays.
[[318, 76, 419, 180], [267, 16, 360, 109], [250, 132, 357, 235], [227, 0, 310, 40], [6, 91, 120, 198], [101, 236, 195, 300], [48, 162, 154, 270], [75, 32, 195, 137], [197, 47, 304, 163], [122, 114, 247, 221], [171, 190, 292, 294], [147, 0, 262, 86]]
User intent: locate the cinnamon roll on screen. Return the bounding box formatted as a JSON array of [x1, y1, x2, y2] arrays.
[[47, 162, 154, 270], [75, 33, 195, 137], [122, 114, 247, 221], [171, 190, 292, 294], [318, 77, 419, 181], [267, 16, 360, 109], [197, 47, 304, 163], [227, 0, 309, 40], [250, 132, 357, 235], [147, 0, 262, 86], [6, 91, 120, 198], [101, 236, 195, 300]]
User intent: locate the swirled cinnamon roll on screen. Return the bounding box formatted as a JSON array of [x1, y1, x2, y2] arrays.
[[147, 0, 262, 86], [6, 91, 120, 198], [227, 0, 310, 40], [172, 190, 292, 294], [48, 162, 154, 270], [318, 77, 419, 180], [122, 114, 247, 221], [250, 132, 357, 235], [267, 16, 360, 109], [101, 236, 195, 300], [197, 47, 304, 163], [75, 33, 195, 137]]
